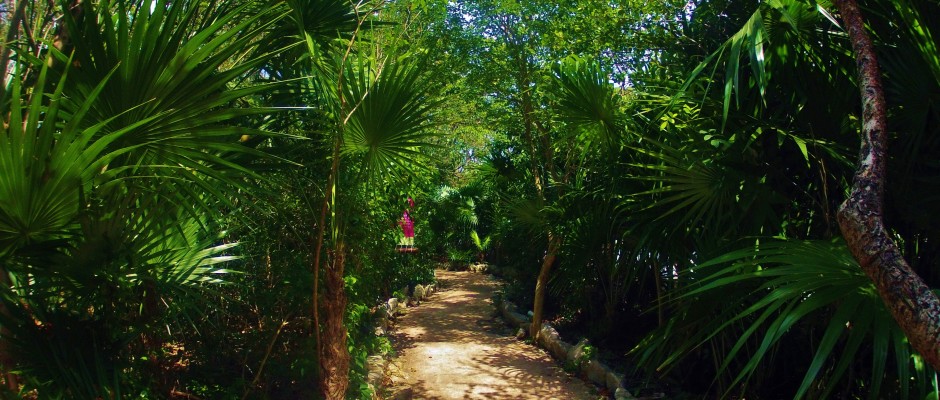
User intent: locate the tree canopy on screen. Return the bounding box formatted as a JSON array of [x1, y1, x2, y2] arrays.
[[1, 0, 938, 398]]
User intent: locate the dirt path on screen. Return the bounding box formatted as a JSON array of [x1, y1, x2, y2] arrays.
[[385, 270, 599, 400]]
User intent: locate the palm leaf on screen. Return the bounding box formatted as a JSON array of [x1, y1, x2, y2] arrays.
[[627, 141, 740, 236], [661, 0, 828, 132], [58, 0, 288, 196], [0, 59, 129, 256], [342, 58, 442, 179], [551, 56, 625, 150], [636, 239, 937, 399]]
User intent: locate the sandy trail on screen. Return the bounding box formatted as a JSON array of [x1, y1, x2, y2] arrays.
[[385, 270, 598, 400]]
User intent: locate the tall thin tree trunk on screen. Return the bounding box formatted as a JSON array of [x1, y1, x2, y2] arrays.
[[314, 107, 347, 400], [312, 144, 340, 358], [501, 18, 563, 342], [313, 14, 365, 394], [833, 0, 940, 370]]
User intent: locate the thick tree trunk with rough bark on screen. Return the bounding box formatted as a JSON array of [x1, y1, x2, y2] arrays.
[[318, 244, 349, 400], [530, 234, 560, 340], [833, 0, 940, 371]]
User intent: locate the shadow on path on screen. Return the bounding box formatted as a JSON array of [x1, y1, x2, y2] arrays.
[[386, 270, 598, 400]]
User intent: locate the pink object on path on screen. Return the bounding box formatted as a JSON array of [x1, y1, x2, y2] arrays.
[[399, 211, 415, 238]]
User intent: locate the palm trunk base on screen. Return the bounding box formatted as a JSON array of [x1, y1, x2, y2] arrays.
[[318, 252, 349, 400], [530, 237, 559, 340]]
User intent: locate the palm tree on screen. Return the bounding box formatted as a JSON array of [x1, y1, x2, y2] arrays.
[[0, 0, 288, 395], [286, 2, 443, 394], [316, 57, 442, 399]]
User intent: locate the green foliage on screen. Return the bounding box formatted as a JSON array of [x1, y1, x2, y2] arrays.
[[636, 239, 937, 399], [2, 0, 938, 398], [0, 0, 284, 396], [343, 60, 443, 178], [470, 230, 491, 252], [552, 56, 626, 149], [57, 0, 286, 196]]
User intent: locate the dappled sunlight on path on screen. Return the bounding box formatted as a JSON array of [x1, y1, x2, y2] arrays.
[[386, 270, 598, 400]]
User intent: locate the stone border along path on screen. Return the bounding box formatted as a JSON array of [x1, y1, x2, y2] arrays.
[[377, 269, 608, 400]]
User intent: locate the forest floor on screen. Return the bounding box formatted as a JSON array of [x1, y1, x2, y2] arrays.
[[383, 269, 601, 399]]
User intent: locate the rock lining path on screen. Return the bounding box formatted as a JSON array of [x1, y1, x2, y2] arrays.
[[384, 270, 599, 399]]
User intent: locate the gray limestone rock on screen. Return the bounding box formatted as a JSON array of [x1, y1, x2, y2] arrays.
[[614, 387, 635, 400], [509, 311, 529, 329], [553, 340, 572, 362], [606, 372, 625, 392], [584, 360, 610, 386], [375, 307, 390, 329], [498, 300, 531, 329], [567, 338, 591, 366], [469, 263, 487, 273], [537, 324, 567, 360], [366, 355, 385, 387]]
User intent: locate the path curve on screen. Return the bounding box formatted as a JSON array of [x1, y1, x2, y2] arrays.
[[385, 270, 599, 399]]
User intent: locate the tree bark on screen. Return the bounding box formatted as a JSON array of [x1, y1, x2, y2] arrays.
[[530, 234, 559, 340], [318, 243, 349, 400], [833, 0, 940, 370]]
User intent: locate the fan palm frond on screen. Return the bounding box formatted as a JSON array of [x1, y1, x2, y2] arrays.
[[3, 190, 238, 394], [627, 141, 740, 236], [57, 0, 287, 196], [0, 61, 133, 257], [342, 58, 442, 179], [551, 56, 625, 150], [636, 239, 937, 399]]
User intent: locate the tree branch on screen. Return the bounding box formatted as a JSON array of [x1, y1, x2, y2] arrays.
[[834, 0, 940, 370]]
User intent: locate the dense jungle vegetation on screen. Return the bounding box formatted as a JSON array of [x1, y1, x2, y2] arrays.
[[1, 0, 939, 398]]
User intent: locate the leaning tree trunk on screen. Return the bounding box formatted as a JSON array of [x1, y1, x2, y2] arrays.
[[318, 243, 350, 400], [530, 234, 560, 340], [833, 0, 940, 370]]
